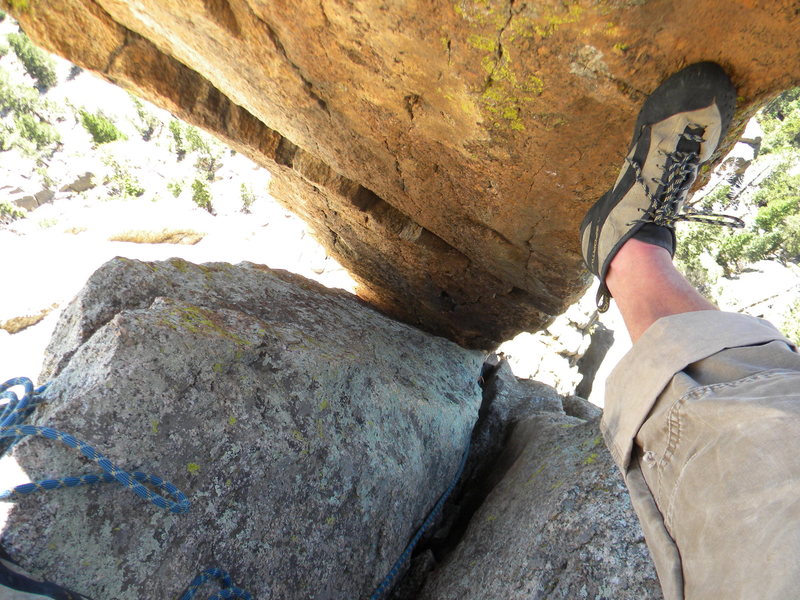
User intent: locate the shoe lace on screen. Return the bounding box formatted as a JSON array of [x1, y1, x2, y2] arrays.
[[626, 127, 745, 230]]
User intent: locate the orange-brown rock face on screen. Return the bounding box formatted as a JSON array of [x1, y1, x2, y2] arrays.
[[7, 0, 799, 348]]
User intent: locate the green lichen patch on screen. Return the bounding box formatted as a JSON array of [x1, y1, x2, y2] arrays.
[[169, 257, 192, 273], [479, 52, 544, 131], [455, 1, 550, 132], [503, 5, 584, 42], [583, 452, 599, 465], [467, 33, 498, 52], [453, 0, 507, 29], [580, 433, 603, 450], [536, 5, 583, 38], [4, 0, 29, 12], [168, 303, 250, 346], [525, 464, 546, 486]]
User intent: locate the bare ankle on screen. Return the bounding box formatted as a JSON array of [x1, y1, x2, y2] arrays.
[[606, 238, 673, 291]]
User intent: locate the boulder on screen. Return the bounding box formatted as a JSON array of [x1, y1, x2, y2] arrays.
[[384, 357, 659, 599], [59, 172, 96, 193], [2, 257, 483, 599], [382, 356, 662, 600], [7, 188, 54, 212], [575, 321, 615, 399], [9, 0, 799, 347], [418, 413, 661, 599]]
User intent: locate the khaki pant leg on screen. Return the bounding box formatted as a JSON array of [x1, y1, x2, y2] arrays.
[[601, 310, 800, 600]]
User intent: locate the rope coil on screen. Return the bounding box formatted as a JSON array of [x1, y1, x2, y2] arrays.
[[2, 376, 472, 600], [0, 377, 189, 512], [179, 568, 252, 600], [0, 377, 245, 599]]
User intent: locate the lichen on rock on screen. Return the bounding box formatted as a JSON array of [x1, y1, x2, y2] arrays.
[[9, 0, 797, 347], [2, 257, 483, 599]]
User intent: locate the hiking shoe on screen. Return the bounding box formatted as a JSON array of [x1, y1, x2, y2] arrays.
[[580, 62, 744, 311]]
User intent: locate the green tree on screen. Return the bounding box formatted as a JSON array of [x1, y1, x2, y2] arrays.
[[168, 119, 186, 160], [758, 87, 800, 154], [711, 163, 800, 275], [191, 178, 214, 213], [185, 125, 223, 180], [7, 32, 57, 91], [79, 109, 126, 144], [0, 201, 26, 224], [782, 298, 800, 347], [240, 183, 256, 213], [13, 111, 59, 149], [167, 180, 183, 198], [129, 94, 161, 141], [0, 68, 39, 114], [102, 156, 144, 198], [675, 222, 724, 295]]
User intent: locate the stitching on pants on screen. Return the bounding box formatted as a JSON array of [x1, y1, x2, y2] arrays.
[[657, 369, 797, 532], [657, 394, 686, 491], [664, 447, 704, 531], [685, 368, 797, 395]]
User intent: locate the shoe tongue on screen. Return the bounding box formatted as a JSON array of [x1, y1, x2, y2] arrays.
[[632, 222, 675, 256], [675, 125, 703, 154]]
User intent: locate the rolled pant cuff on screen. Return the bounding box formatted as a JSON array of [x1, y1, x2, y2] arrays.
[[600, 310, 793, 471]]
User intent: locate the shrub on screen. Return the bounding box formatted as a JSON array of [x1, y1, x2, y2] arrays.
[[696, 162, 800, 276], [130, 94, 161, 141], [240, 183, 255, 213], [0, 10, 6, 22], [191, 178, 213, 213], [13, 112, 59, 152], [186, 125, 223, 179], [67, 65, 83, 81], [167, 180, 183, 198], [713, 231, 750, 276], [0, 121, 14, 150], [7, 32, 57, 91], [0, 201, 26, 223], [168, 119, 186, 160], [37, 217, 57, 229], [35, 162, 56, 188], [0, 68, 39, 114], [79, 109, 126, 144], [0, 42, 8, 58], [758, 87, 800, 154], [782, 298, 800, 347], [185, 126, 214, 154], [675, 223, 723, 296], [103, 156, 144, 198]]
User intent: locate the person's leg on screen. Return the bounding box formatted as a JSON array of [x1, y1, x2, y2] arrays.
[[580, 62, 800, 600], [605, 238, 715, 342]]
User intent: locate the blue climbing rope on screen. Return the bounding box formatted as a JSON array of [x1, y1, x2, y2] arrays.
[[0, 377, 248, 599], [369, 438, 471, 600], [0, 377, 189, 512], [2, 375, 472, 600], [179, 568, 252, 600]]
